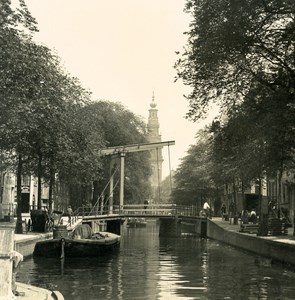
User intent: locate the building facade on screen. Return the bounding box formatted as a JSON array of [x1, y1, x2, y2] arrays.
[[0, 171, 70, 220]]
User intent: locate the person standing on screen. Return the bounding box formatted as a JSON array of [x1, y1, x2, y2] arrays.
[[221, 203, 226, 220], [241, 210, 249, 224], [67, 205, 73, 225], [203, 201, 211, 218], [249, 209, 257, 224], [229, 201, 236, 224]]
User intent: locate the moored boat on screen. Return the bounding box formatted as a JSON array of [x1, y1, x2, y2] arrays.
[[33, 224, 120, 258]]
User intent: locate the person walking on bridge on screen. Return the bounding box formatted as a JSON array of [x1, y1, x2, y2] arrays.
[[203, 201, 211, 218]]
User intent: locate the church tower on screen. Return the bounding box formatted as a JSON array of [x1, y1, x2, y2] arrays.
[[147, 93, 163, 202]]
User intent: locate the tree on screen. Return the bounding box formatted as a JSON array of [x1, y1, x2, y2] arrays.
[[0, 0, 39, 233], [175, 0, 295, 120], [159, 173, 174, 204], [0, 0, 99, 230], [86, 101, 152, 206], [175, 0, 295, 216], [171, 130, 220, 211], [209, 75, 295, 215]]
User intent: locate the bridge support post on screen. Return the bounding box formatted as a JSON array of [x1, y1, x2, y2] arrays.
[[119, 153, 125, 211], [109, 157, 116, 215], [195, 218, 207, 238], [106, 220, 121, 236], [159, 218, 181, 237]]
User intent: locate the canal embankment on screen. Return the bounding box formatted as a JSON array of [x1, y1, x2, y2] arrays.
[[14, 216, 81, 258], [14, 232, 52, 258], [12, 217, 295, 266], [208, 218, 295, 267]]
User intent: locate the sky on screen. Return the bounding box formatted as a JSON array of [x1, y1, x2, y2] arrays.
[[24, 0, 216, 178]]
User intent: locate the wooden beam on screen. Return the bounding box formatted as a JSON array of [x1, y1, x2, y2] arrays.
[[100, 140, 175, 156]]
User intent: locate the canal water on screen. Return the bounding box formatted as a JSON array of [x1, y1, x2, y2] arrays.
[[18, 220, 295, 299]]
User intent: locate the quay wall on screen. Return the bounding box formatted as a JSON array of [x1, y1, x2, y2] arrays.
[[206, 219, 295, 266], [15, 233, 52, 258], [160, 217, 206, 237], [14, 218, 295, 267]]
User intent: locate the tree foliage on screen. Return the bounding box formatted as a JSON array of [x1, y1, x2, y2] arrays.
[[0, 0, 40, 232], [175, 0, 295, 120], [174, 0, 295, 205], [171, 130, 219, 208], [83, 101, 152, 205], [0, 1, 105, 229]]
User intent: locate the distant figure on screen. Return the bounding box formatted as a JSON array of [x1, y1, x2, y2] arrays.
[[203, 201, 211, 218], [241, 210, 249, 224], [199, 209, 207, 217], [144, 200, 149, 209], [67, 205, 73, 225], [229, 201, 236, 224], [203, 201, 210, 210], [221, 203, 226, 220], [51, 211, 60, 226], [249, 209, 257, 224]]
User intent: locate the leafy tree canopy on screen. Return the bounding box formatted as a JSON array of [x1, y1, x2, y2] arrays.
[[85, 101, 152, 204], [171, 130, 218, 206], [176, 0, 295, 121]]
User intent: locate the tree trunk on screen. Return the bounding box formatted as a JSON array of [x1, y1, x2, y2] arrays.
[[277, 167, 283, 219], [48, 156, 55, 215], [241, 178, 245, 211], [37, 153, 42, 210], [233, 177, 237, 214], [258, 176, 262, 218], [0, 171, 6, 204], [15, 154, 23, 234]]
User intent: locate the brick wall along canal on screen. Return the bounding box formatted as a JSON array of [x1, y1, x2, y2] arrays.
[[17, 220, 295, 300]]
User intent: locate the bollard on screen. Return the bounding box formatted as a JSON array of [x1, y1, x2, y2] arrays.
[[11, 251, 23, 296], [0, 224, 15, 300]]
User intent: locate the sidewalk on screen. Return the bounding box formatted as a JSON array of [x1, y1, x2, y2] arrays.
[[207, 217, 295, 266], [212, 217, 295, 246], [14, 216, 82, 243]]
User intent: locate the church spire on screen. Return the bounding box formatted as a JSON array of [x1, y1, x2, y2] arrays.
[[147, 92, 163, 202], [150, 91, 157, 108]]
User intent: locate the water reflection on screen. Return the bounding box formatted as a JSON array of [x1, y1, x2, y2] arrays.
[[17, 221, 295, 299]]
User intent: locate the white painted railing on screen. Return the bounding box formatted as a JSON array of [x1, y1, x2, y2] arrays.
[[77, 204, 199, 218]]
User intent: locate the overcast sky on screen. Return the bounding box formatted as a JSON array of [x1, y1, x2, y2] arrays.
[[24, 0, 216, 178]]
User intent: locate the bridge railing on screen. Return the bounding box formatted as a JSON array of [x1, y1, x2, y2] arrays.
[[119, 204, 176, 216], [75, 204, 199, 218], [74, 205, 108, 218], [119, 204, 199, 217]]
